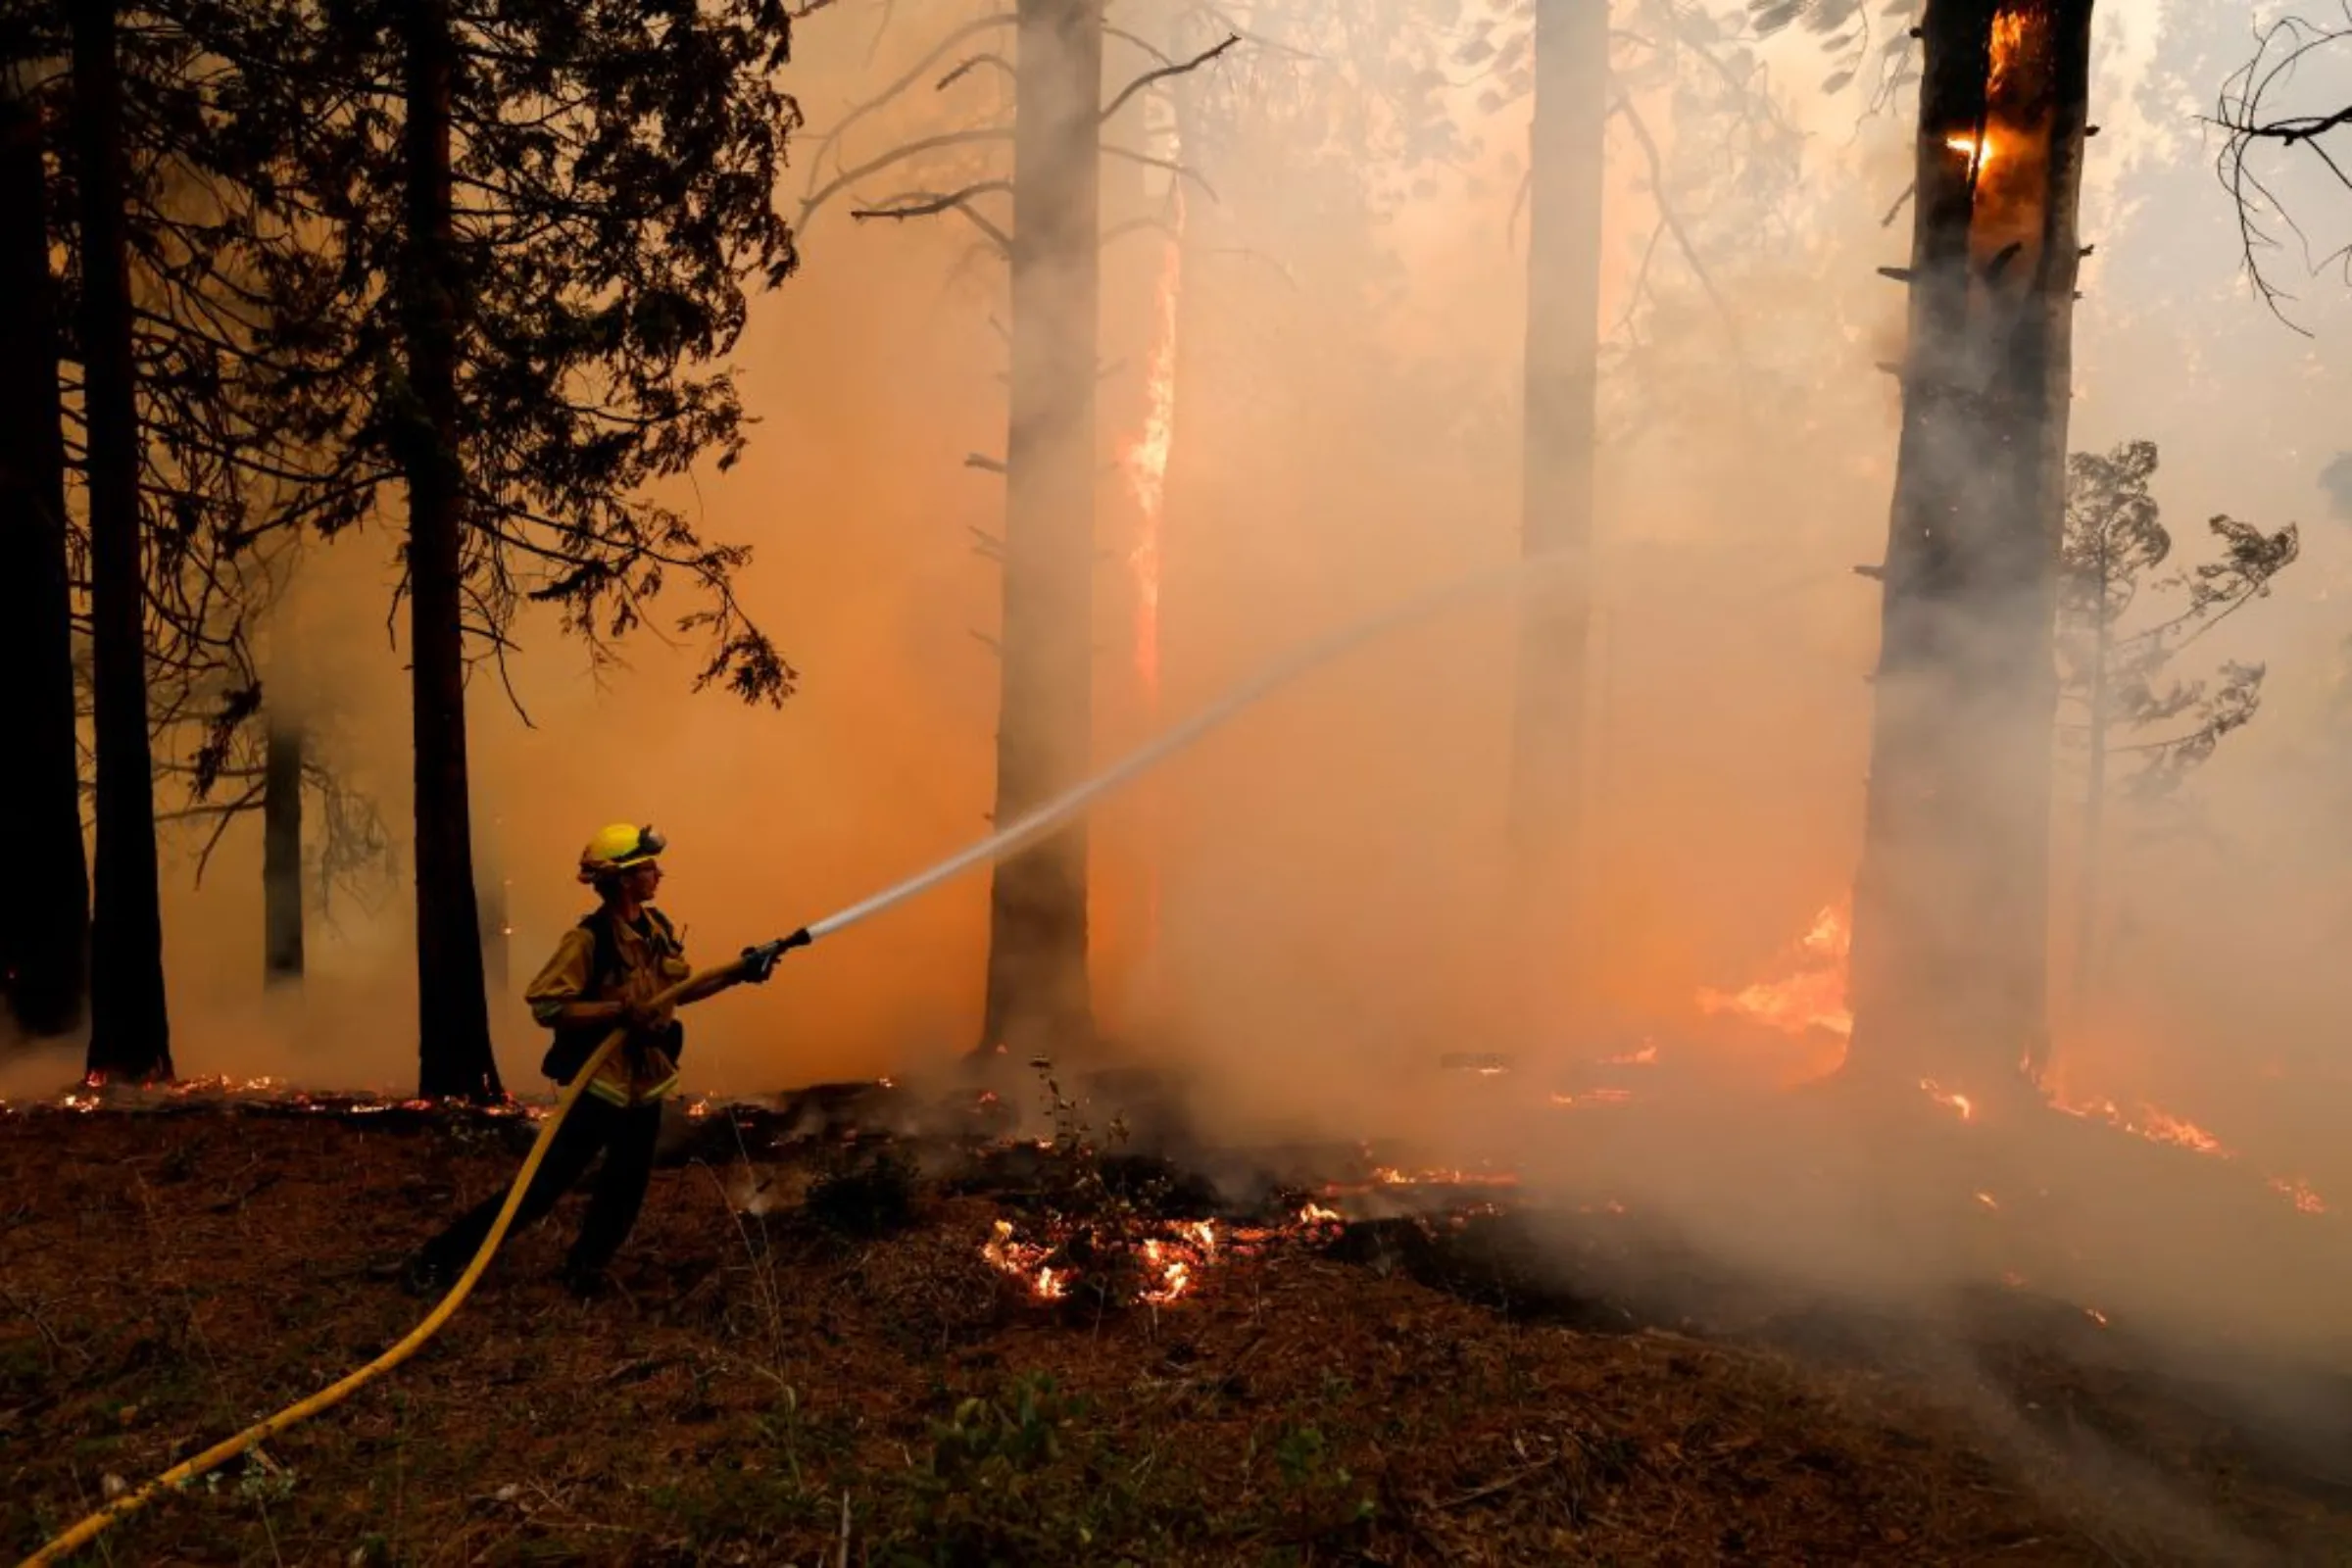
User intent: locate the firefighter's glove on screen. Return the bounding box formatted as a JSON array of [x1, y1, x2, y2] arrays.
[[624, 997, 673, 1035], [740, 928, 811, 985]]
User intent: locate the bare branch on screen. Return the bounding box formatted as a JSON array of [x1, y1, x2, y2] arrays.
[[851, 182, 1014, 252], [937, 52, 1015, 92], [1101, 33, 1242, 125], [799, 127, 1015, 230], [2211, 7, 2352, 332], [1612, 93, 1745, 372]]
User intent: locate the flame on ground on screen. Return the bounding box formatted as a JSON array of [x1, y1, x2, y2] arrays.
[[981, 1215, 1226, 1306]]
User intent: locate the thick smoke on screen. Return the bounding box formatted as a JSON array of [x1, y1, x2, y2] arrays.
[[8, 0, 2352, 1416]]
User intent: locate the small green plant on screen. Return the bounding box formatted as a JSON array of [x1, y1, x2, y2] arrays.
[[1267, 1422, 1377, 1538], [885, 1373, 1096, 1564]]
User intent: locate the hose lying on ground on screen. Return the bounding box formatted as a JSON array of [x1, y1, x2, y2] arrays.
[[21, 546, 1620, 1566], [12, 993, 681, 1568]]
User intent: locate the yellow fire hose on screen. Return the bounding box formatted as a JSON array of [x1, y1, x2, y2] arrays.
[[19, 548, 1629, 1565], [16, 963, 730, 1568]]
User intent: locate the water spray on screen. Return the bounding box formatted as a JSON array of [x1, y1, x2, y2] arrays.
[[17, 548, 1586, 1567]]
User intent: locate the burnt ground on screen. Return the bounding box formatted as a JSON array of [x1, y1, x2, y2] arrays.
[[5, 1093, 2352, 1566]]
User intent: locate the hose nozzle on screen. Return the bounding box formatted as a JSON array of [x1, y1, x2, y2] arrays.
[[740, 927, 812, 983]]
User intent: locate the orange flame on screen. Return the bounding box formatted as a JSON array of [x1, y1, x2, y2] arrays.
[[1696, 900, 1853, 1042], [1944, 131, 1996, 174]]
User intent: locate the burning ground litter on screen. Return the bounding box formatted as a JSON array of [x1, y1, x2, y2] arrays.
[[9, 1092, 2352, 1564]]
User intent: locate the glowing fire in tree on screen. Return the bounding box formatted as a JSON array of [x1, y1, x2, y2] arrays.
[[1120, 171, 1184, 968], [1124, 187, 1182, 701]]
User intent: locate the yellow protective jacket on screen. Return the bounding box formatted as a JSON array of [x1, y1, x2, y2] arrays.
[[524, 906, 692, 1106]]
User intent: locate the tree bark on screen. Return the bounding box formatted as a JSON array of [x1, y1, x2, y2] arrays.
[[1847, 0, 2095, 1090], [0, 64, 91, 1039], [978, 0, 1102, 1060], [73, 0, 172, 1082], [264, 719, 305, 984], [401, 0, 501, 1101], [1509, 0, 1608, 999]]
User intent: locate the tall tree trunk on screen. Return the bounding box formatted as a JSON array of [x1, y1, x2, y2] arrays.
[[73, 0, 172, 1082], [978, 0, 1102, 1060], [1509, 0, 1608, 1000], [0, 64, 91, 1039], [263, 718, 304, 984], [401, 0, 500, 1101], [1846, 0, 2094, 1091]]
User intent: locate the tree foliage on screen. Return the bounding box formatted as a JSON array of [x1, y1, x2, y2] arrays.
[[209, 0, 806, 702], [2057, 439, 2301, 803]]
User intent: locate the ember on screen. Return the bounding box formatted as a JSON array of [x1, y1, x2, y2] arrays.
[[979, 1215, 1232, 1307], [2269, 1176, 2328, 1215], [1919, 1079, 1975, 1121]]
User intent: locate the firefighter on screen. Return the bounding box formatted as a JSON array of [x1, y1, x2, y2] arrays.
[[404, 823, 780, 1298]]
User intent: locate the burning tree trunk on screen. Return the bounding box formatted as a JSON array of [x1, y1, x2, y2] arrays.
[[399, 0, 501, 1102], [978, 0, 1103, 1059], [73, 0, 173, 1082], [263, 718, 304, 984], [0, 63, 91, 1039], [1846, 0, 2095, 1091], [1509, 0, 1608, 995]]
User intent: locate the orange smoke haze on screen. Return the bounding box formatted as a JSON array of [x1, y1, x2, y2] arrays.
[[7, 8, 2352, 1325]]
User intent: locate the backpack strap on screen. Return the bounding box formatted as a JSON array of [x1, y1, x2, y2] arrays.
[[578, 909, 623, 992]]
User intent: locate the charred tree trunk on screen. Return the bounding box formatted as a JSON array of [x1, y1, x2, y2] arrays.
[[401, 0, 501, 1101], [978, 0, 1102, 1060], [73, 0, 172, 1082], [1509, 0, 1608, 997], [0, 65, 91, 1038], [263, 719, 304, 984], [1847, 0, 2094, 1092]]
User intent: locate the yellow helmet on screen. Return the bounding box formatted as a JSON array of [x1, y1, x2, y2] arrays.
[[578, 822, 666, 883]]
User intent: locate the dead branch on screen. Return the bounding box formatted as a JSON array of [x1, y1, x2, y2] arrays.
[[937, 52, 1014, 93], [1611, 93, 1745, 369], [851, 181, 1014, 252], [1101, 33, 1242, 125], [799, 15, 1015, 202], [799, 127, 1014, 230], [2212, 8, 2352, 333]]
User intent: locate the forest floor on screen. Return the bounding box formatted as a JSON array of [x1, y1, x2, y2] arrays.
[[6, 1091, 2352, 1567]]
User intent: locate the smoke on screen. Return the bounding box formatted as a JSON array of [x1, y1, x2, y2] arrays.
[[12, 2, 2352, 1526]]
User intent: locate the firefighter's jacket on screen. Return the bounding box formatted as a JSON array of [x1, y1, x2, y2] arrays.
[[525, 906, 692, 1105]]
